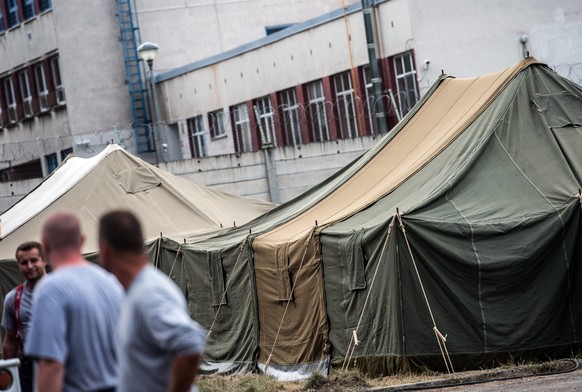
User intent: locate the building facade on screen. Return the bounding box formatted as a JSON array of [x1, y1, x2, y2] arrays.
[[0, 0, 581, 210], [0, 0, 342, 180], [155, 0, 582, 165]]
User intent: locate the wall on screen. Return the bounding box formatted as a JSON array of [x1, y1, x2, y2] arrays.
[[135, 0, 346, 73], [408, 0, 582, 93], [0, 178, 42, 215]]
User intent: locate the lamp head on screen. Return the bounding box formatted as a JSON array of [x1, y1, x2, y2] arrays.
[[137, 42, 159, 62]]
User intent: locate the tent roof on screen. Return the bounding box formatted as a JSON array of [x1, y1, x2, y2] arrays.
[[0, 144, 275, 259], [256, 58, 539, 244]]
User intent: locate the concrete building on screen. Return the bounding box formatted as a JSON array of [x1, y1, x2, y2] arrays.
[[0, 0, 342, 180], [152, 0, 582, 202], [0, 0, 581, 211]]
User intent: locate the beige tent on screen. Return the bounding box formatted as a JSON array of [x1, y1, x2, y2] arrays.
[[0, 144, 275, 261]]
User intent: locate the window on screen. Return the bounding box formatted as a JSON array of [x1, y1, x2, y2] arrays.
[[208, 109, 226, 139], [362, 66, 376, 134], [393, 51, 419, 116], [34, 63, 49, 111], [279, 89, 302, 145], [187, 116, 207, 158], [38, 0, 51, 13], [45, 153, 58, 174], [22, 0, 35, 20], [6, 0, 19, 28], [60, 147, 73, 160], [3, 77, 17, 123], [254, 96, 276, 147], [306, 80, 329, 142], [18, 70, 33, 118], [232, 103, 252, 153], [333, 72, 358, 139], [50, 56, 65, 105], [0, 5, 5, 33]]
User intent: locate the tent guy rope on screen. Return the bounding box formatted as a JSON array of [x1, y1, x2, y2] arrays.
[[342, 216, 396, 371], [396, 211, 455, 374]]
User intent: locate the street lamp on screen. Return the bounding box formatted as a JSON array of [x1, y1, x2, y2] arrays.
[[137, 42, 162, 159]]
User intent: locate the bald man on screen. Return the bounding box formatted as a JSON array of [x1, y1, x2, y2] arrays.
[[25, 212, 124, 392], [99, 210, 205, 392]]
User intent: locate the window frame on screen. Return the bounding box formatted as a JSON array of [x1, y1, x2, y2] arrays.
[[44, 152, 58, 174], [393, 51, 419, 117], [187, 115, 207, 159], [34, 62, 49, 112], [50, 56, 66, 105], [22, 0, 35, 21], [208, 109, 227, 139], [306, 80, 330, 142], [279, 88, 302, 146], [38, 0, 51, 13], [254, 96, 276, 147], [6, 0, 19, 28], [231, 103, 253, 153], [333, 71, 358, 139], [18, 69, 33, 118], [3, 76, 17, 124]]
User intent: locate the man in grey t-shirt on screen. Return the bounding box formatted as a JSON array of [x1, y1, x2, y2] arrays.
[[2, 241, 47, 392], [25, 212, 124, 392], [99, 210, 205, 392]]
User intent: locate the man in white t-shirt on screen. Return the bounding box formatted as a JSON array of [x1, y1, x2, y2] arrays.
[[99, 210, 205, 392]]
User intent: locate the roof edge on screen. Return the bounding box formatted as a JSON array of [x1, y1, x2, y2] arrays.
[[156, 0, 390, 83]]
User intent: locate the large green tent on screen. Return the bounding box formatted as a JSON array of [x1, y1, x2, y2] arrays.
[[167, 58, 582, 379]]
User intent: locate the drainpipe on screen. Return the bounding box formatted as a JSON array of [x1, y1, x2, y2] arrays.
[[362, 0, 388, 134]]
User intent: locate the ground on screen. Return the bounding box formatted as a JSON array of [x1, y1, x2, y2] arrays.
[[197, 359, 582, 392]]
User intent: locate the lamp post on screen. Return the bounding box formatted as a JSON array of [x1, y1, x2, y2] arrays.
[[137, 42, 162, 160]]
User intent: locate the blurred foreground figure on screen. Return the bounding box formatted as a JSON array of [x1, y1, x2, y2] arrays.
[[99, 210, 205, 392], [25, 212, 124, 392], [2, 241, 47, 392]]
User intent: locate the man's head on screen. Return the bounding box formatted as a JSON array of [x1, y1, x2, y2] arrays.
[[98, 210, 146, 281], [41, 212, 85, 267], [15, 241, 47, 284]]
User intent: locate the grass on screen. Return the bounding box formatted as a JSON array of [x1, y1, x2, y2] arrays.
[[196, 358, 579, 392]]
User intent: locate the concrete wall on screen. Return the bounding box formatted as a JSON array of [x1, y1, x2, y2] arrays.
[[408, 0, 582, 93], [0, 178, 42, 214], [158, 0, 582, 117], [159, 135, 377, 203], [135, 0, 347, 73]]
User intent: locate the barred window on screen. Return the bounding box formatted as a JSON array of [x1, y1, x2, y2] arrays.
[[187, 116, 207, 158], [18, 70, 33, 118], [254, 96, 276, 147], [208, 109, 227, 139], [306, 80, 329, 142], [393, 51, 419, 116], [3, 77, 17, 124], [34, 63, 49, 112], [232, 103, 252, 153], [333, 72, 358, 139], [279, 88, 302, 145]]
